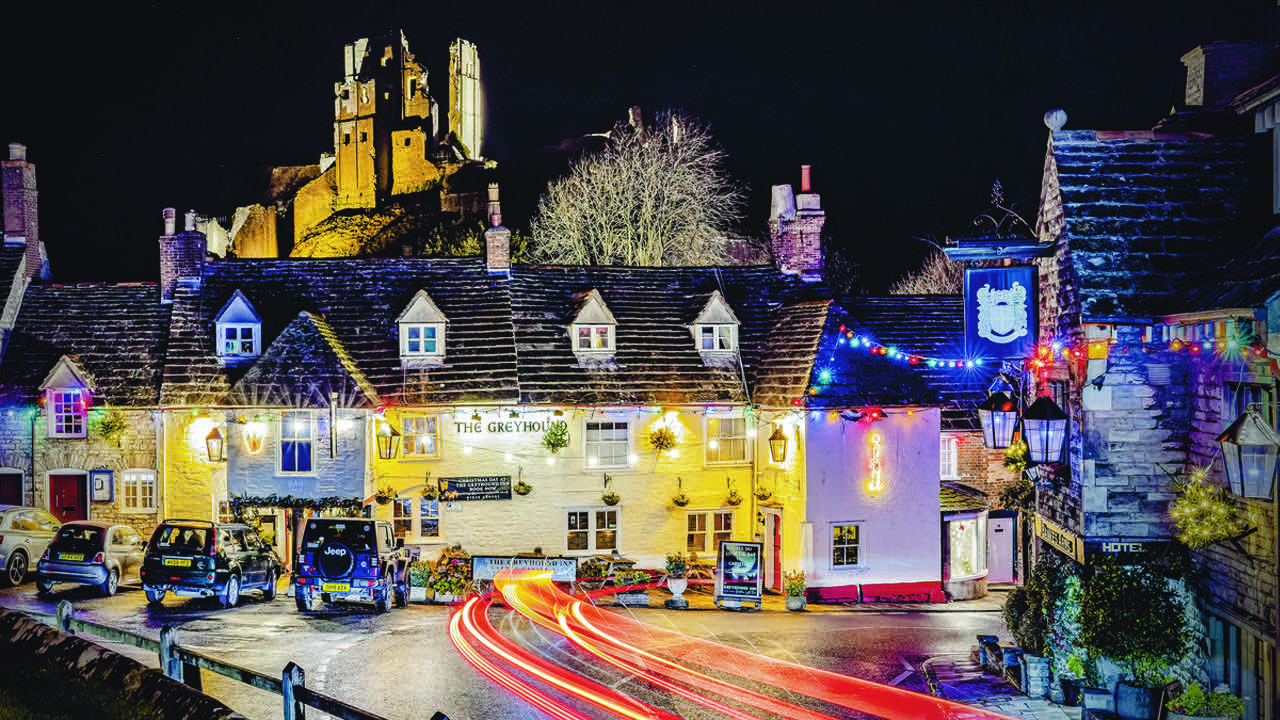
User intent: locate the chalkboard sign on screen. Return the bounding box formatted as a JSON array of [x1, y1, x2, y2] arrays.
[[438, 476, 512, 501], [715, 541, 764, 609]]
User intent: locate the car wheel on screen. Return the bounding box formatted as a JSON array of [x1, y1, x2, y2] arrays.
[[144, 585, 166, 604], [4, 551, 28, 586], [394, 577, 408, 608], [295, 587, 312, 612], [262, 569, 278, 601], [220, 575, 240, 608], [375, 572, 392, 614], [36, 577, 55, 596], [100, 568, 120, 597]]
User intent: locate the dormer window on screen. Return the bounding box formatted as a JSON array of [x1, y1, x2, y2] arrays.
[[692, 291, 740, 358], [397, 290, 448, 368], [214, 290, 262, 366], [39, 356, 93, 439], [570, 289, 618, 358]]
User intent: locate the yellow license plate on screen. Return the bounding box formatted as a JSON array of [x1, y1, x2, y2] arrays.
[[321, 582, 350, 592], [163, 557, 191, 567], [59, 553, 84, 562]]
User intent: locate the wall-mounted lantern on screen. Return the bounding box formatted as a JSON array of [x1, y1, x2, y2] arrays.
[[205, 427, 225, 463], [977, 392, 1019, 449], [376, 422, 401, 460], [1022, 396, 1068, 464], [1217, 406, 1280, 500], [768, 425, 789, 464]]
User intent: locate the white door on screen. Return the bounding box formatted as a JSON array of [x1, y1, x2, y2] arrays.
[[986, 516, 1015, 584]]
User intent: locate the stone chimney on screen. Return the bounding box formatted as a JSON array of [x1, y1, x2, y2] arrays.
[[769, 165, 825, 282], [484, 183, 510, 274], [158, 207, 206, 303], [1181, 42, 1280, 109], [2, 142, 45, 280]]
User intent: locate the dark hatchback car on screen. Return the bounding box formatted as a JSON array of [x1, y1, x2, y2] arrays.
[[36, 521, 145, 596], [140, 519, 282, 608]]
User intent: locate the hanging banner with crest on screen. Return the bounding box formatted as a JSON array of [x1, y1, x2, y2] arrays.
[[964, 266, 1037, 360]]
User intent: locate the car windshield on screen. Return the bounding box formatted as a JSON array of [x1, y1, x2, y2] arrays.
[[303, 521, 375, 551], [151, 525, 210, 554], [51, 525, 104, 552]]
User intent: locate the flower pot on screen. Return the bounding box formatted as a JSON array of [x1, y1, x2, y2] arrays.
[[785, 595, 807, 611], [1116, 681, 1161, 720], [1059, 676, 1083, 707], [665, 576, 689, 609]]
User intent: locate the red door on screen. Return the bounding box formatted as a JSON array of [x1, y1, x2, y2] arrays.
[[49, 474, 86, 523], [770, 514, 782, 591]]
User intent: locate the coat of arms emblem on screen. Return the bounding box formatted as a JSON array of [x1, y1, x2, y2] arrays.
[[976, 281, 1028, 344]]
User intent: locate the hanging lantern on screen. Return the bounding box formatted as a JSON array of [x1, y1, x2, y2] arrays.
[[205, 427, 225, 463], [376, 422, 401, 460], [977, 392, 1019, 449], [1216, 408, 1280, 500], [768, 425, 789, 463], [1022, 396, 1068, 464]]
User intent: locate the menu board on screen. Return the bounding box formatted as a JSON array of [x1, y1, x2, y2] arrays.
[[438, 476, 512, 501], [715, 541, 764, 608]]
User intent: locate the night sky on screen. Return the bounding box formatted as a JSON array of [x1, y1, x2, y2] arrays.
[[3, 1, 1277, 290]]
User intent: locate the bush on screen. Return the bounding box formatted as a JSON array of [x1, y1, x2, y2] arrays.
[[614, 569, 651, 587], [783, 570, 806, 597], [1080, 561, 1185, 683], [1166, 683, 1245, 718], [1002, 550, 1076, 655]]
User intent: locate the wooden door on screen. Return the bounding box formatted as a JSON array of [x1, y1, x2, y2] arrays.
[[0, 472, 21, 505], [49, 474, 86, 522]]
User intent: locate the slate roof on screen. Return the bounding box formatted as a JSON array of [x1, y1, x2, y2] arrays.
[[0, 283, 171, 406], [805, 296, 986, 431], [510, 265, 816, 406], [162, 257, 519, 408], [752, 300, 831, 409], [1183, 222, 1280, 311], [1042, 129, 1268, 320]]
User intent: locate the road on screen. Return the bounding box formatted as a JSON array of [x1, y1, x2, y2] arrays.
[[0, 579, 1008, 720]]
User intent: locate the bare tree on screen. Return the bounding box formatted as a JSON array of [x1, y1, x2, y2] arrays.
[[529, 110, 744, 266], [889, 248, 963, 295]]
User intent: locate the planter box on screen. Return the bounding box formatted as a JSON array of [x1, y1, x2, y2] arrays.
[[1167, 713, 1241, 720], [409, 586, 430, 603], [1081, 686, 1115, 714], [434, 593, 460, 604], [1116, 681, 1160, 719], [614, 591, 649, 607]]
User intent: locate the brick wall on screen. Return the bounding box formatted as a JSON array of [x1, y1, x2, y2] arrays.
[[1, 150, 39, 279], [159, 231, 205, 303], [769, 215, 824, 281]]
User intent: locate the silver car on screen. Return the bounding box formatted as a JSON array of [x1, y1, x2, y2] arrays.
[[36, 521, 145, 596], [0, 505, 62, 586]]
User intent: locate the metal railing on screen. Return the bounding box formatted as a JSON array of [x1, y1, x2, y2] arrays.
[[27, 601, 451, 720]]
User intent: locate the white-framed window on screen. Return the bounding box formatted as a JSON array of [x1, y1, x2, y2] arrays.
[[575, 325, 613, 353], [686, 510, 733, 555], [400, 323, 444, 357], [832, 523, 861, 567], [279, 411, 314, 474], [584, 420, 630, 468], [402, 414, 439, 458], [705, 414, 749, 465], [565, 508, 618, 552], [121, 468, 156, 512], [393, 496, 440, 542], [221, 324, 259, 357], [698, 324, 737, 352], [947, 514, 987, 579], [214, 290, 262, 365], [940, 435, 959, 479], [47, 388, 87, 438]]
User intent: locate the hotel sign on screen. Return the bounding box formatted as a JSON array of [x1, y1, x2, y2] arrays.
[[1034, 516, 1084, 563]]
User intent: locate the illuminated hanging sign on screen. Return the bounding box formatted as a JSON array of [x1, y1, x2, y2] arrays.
[[964, 266, 1037, 360], [866, 432, 885, 492]]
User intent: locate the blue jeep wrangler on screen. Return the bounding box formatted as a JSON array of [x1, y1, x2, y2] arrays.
[[294, 518, 408, 613]]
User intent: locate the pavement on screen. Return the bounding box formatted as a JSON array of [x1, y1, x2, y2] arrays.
[[587, 581, 1084, 720]]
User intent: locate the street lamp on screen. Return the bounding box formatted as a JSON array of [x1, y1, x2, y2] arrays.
[[376, 422, 401, 460], [1022, 396, 1068, 464], [1217, 406, 1280, 500], [205, 427, 225, 463], [768, 425, 789, 463], [978, 392, 1019, 449]]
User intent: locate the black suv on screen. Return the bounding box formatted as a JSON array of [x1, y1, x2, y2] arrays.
[[140, 519, 283, 608], [294, 518, 408, 613]]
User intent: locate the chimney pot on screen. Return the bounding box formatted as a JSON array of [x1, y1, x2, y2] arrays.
[[800, 164, 812, 193], [184, 210, 197, 232], [163, 208, 176, 236], [8, 143, 26, 161]]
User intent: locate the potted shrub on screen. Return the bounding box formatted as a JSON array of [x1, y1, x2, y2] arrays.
[[612, 569, 651, 607], [407, 560, 432, 603], [664, 553, 689, 609], [1166, 683, 1245, 720], [783, 570, 807, 611], [577, 558, 607, 590], [428, 560, 471, 603]]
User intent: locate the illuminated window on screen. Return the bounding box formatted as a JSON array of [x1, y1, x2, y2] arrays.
[[576, 326, 613, 352], [686, 510, 733, 555], [692, 291, 740, 357], [279, 411, 313, 474], [401, 324, 441, 355], [569, 289, 617, 358], [393, 496, 440, 542], [698, 325, 736, 351], [584, 420, 630, 468], [397, 290, 448, 366], [705, 414, 748, 464], [947, 515, 987, 579], [832, 524, 861, 567], [566, 508, 618, 552], [214, 290, 262, 366], [47, 388, 86, 437], [401, 414, 439, 458], [940, 435, 959, 479], [121, 469, 156, 512]]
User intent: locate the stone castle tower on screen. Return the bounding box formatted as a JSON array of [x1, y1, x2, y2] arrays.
[[449, 38, 483, 162]]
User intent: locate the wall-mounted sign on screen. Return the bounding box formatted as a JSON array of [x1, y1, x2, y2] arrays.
[[1084, 539, 1171, 565], [90, 469, 114, 503], [471, 555, 577, 582], [964, 266, 1037, 360], [1034, 515, 1084, 563], [439, 476, 512, 501], [715, 541, 764, 610], [453, 419, 568, 435]]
